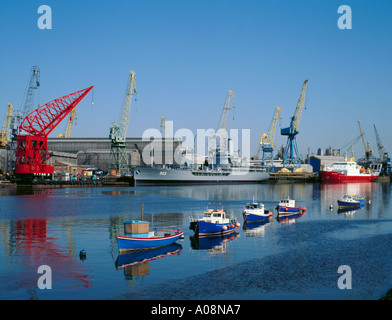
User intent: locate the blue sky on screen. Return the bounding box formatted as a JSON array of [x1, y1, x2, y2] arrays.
[[0, 0, 391, 158]]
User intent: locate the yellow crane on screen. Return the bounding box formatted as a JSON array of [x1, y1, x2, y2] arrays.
[[357, 120, 373, 162], [160, 115, 170, 137], [217, 89, 235, 131], [258, 106, 282, 161], [57, 108, 77, 138], [108, 70, 137, 175], [0, 103, 13, 148]]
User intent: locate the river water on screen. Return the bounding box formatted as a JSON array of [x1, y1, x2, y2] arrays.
[[0, 182, 392, 300]]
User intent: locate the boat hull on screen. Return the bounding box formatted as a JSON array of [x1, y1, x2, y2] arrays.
[[116, 231, 184, 252], [243, 211, 271, 223], [337, 200, 360, 208], [319, 170, 378, 182], [133, 166, 270, 185], [190, 220, 240, 237]]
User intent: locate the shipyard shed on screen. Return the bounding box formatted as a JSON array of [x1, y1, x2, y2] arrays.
[[305, 155, 345, 172], [46, 137, 182, 172], [0, 137, 182, 174]]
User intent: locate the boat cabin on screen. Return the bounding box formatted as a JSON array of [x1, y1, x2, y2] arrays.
[[279, 198, 296, 207], [202, 209, 229, 224], [245, 203, 264, 210]]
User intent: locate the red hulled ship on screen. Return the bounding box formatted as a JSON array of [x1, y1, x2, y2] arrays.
[[319, 157, 382, 182]]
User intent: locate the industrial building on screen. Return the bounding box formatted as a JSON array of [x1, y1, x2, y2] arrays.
[[305, 155, 345, 173], [0, 137, 182, 175]]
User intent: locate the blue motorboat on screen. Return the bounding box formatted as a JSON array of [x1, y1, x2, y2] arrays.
[[189, 205, 240, 237], [116, 220, 184, 252], [337, 195, 361, 208], [243, 201, 272, 223]]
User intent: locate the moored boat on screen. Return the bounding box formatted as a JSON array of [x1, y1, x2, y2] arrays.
[[243, 201, 272, 223], [319, 157, 381, 182], [337, 195, 361, 208], [116, 220, 184, 252], [189, 204, 240, 237], [275, 198, 306, 220]]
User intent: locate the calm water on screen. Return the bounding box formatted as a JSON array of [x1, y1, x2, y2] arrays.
[[1, 182, 392, 300]]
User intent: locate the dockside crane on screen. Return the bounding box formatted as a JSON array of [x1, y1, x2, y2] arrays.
[[8, 66, 41, 172], [15, 86, 93, 183], [374, 124, 391, 175], [0, 103, 13, 148], [108, 71, 137, 175], [281, 80, 308, 168], [357, 120, 375, 165], [57, 108, 77, 138], [210, 89, 235, 156], [160, 115, 170, 138], [257, 105, 282, 164]]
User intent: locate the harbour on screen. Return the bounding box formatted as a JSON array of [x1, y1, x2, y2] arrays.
[[1, 181, 392, 300]]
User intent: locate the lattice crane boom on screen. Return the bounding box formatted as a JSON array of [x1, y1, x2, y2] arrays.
[[373, 124, 385, 160], [357, 120, 372, 158], [21, 66, 40, 119], [0, 103, 13, 147], [15, 86, 93, 176], [217, 89, 235, 131], [292, 80, 308, 133]]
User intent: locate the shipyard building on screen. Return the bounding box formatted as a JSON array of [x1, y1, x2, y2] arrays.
[[0, 137, 181, 175]]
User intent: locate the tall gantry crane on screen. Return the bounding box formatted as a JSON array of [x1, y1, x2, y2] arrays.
[[108, 71, 137, 175], [281, 80, 308, 168], [57, 108, 77, 138], [257, 106, 281, 164], [8, 66, 41, 172], [0, 103, 13, 148], [15, 86, 93, 183]]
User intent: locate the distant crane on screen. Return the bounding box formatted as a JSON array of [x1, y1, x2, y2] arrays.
[[8, 66, 41, 172], [108, 71, 137, 175], [210, 89, 235, 156], [0, 103, 13, 148], [374, 124, 391, 175], [357, 120, 375, 165], [281, 80, 308, 168], [160, 115, 170, 138], [257, 106, 282, 164], [57, 108, 77, 138]]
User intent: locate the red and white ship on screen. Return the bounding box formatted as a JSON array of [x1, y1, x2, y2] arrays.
[[319, 158, 382, 182]]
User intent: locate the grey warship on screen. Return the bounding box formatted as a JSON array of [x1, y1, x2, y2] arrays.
[[132, 150, 270, 186]]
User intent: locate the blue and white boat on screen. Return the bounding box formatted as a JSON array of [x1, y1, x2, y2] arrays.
[[337, 195, 361, 208], [243, 201, 272, 223], [276, 198, 306, 220], [116, 220, 184, 252], [189, 205, 240, 237]]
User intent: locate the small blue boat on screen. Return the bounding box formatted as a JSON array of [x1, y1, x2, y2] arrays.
[[275, 198, 306, 220], [189, 205, 240, 237], [116, 220, 184, 252], [337, 195, 361, 208], [243, 201, 272, 223]]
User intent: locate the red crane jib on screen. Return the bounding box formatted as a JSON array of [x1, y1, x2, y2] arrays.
[[15, 86, 93, 175]]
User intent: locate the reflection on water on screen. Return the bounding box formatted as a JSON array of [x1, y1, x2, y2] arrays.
[[115, 244, 183, 279], [1, 182, 392, 299], [190, 232, 239, 254]]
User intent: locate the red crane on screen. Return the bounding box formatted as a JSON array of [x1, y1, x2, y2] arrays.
[[15, 86, 93, 179]]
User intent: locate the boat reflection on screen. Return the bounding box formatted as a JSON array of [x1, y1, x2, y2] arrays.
[[337, 206, 362, 216], [190, 232, 239, 254], [276, 212, 306, 224], [114, 243, 182, 278], [243, 220, 270, 237]]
